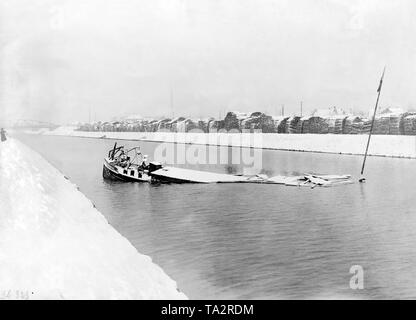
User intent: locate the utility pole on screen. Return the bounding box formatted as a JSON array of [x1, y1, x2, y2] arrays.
[[300, 101, 303, 117], [281, 104, 285, 117]]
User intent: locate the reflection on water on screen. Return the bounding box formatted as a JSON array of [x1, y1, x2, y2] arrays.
[[15, 134, 416, 299]]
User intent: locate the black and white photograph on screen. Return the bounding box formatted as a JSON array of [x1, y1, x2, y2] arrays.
[[1, 0, 416, 305]]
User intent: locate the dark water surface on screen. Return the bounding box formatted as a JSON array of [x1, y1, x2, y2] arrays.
[[15, 133, 416, 299]]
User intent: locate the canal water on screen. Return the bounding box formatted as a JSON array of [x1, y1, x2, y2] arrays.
[[15, 133, 416, 299]]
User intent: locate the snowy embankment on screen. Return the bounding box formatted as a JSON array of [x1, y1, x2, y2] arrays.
[[0, 138, 186, 300], [22, 126, 416, 158]]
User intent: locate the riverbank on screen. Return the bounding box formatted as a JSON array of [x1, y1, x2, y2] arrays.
[[18, 126, 416, 159], [0, 138, 187, 299]]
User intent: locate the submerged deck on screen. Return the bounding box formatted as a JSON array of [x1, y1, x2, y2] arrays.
[[150, 166, 353, 186], [150, 166, 249, 183]]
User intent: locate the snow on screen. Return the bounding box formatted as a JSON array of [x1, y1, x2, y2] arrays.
[[30, 126, 416, 159], [229, 111, 249, 120], [271, 115, 288, 121], [263, 174, 352, 187], [21, 128, 51, 135], [0, 138, 187, 300], [151, 166, 249, 183], [149, 167, 353, 185]]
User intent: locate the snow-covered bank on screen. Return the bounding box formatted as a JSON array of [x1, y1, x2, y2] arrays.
[[21, 126, 416, 159], [0, 138, 187, 300]]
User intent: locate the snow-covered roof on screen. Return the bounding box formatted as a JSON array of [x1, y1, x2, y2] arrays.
[[345, 115, 361, 120], [271, 115, 289, 121], [227, 111, 249, 120], [168, 117, 186, 124], [196, 117, 215, 122]]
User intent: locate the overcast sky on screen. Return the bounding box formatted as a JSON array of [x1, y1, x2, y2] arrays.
[[1, 0, 416, 125]]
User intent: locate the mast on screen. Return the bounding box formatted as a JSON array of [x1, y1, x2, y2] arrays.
[[359, 67, 386, 182]]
